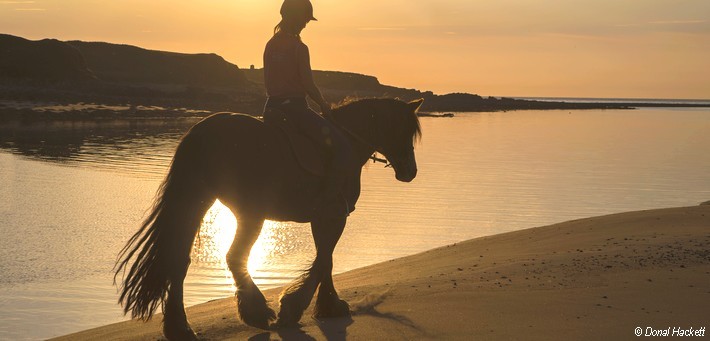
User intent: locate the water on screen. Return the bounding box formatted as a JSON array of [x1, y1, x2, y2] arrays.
[[1, 108, 710, 340], [514, 97, 710, 106]]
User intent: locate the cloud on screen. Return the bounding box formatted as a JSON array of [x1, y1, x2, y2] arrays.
[[358, 27, 406, 31], [613, 23, 641, 28], [1, 0, 44, 11], [649, 20, 706, 25]]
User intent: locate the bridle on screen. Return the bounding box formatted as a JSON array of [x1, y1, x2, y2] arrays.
[[369, 153, 390, 166], [327, 112, 393, 168]]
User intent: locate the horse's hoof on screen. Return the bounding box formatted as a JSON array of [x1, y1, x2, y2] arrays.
[[238, 304, 276, 329], [163, 310, 199, 341], [275, 294, 307, 327], [314, 297, 351, 318], [269, 317, 300, 330], [163, 323, 198, 341], [237, 290, 276, 329]]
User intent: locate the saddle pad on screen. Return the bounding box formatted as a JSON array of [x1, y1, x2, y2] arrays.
[[264, 108, 326, 177]]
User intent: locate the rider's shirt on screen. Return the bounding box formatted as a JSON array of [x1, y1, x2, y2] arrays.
[[264, 32, 310, 98]]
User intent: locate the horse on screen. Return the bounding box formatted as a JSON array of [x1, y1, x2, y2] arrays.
[[114, 97, 423, 340]]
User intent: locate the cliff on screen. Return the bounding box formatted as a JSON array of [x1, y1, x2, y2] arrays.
[[68, 41, 250, 89], [0, 33, 650, 116], [0, 34, 94, 81]]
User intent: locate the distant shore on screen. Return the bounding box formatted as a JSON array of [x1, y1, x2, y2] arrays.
[[54, 203, 710, 340], [2, 97, 709, 126], [3, 33, 709, 118]]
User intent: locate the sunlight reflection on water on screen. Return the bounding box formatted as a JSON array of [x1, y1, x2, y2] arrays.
[[193, 200, 236, 265], [189, 200, 311, 296]]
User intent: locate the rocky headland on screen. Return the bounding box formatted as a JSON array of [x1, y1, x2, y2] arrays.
[[1, 34, 706, 121]]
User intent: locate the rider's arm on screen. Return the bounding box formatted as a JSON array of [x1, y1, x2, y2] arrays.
[[297, 44, 331, 116]]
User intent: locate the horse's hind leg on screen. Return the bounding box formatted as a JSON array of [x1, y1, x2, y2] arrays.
[[163, 198, 214, 341], [163, 252, 196, 341], [226, 212, 275, 329], [276, 213, 348, 326]]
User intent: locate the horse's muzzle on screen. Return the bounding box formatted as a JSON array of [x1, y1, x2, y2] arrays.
[[393, 149, 417, 183], [396, 168, 417, 182]]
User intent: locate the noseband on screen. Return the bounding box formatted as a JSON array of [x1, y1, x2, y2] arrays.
[[369, 153, 390, 167]]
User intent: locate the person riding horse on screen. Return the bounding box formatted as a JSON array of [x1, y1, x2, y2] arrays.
[[263, 0, 352, 217], [114, 1, 423, 339]]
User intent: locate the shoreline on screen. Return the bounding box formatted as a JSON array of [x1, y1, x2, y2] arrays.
[[53, 203, 710, 340], [1, 102, 708, 126]]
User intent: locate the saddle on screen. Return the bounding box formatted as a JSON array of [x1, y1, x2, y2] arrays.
[[263, 107, 327, 177]]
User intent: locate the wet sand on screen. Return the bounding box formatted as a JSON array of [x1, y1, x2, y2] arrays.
[[54, 204, 710, 340]]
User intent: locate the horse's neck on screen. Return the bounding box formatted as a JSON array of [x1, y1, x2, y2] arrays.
[[330, 110, 376, 166]]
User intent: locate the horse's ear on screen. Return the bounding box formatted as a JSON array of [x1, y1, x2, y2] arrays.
[[408, 98, 424, 112]]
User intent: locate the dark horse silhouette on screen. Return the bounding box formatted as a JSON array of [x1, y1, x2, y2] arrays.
[[114, 98, 423, 340]]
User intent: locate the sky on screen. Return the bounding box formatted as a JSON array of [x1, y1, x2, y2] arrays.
[[1, 0, 709, 99]]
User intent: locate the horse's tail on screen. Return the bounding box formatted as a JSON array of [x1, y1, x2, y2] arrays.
[[114, 131, 214, 320]]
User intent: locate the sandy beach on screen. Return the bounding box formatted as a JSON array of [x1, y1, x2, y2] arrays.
[[54, 204, 710, 340]]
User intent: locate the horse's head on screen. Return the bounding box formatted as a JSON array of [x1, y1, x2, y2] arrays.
[[333, 98, 423, 182], [372, 98, 423, 183]]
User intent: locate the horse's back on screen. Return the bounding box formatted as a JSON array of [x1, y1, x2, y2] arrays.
[[181, 113, 279, 201], [188, 112, 280, 157], [190, 112, 263, 135]]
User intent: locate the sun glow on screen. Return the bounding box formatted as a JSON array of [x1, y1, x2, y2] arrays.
[[192, 200, 279, 283]]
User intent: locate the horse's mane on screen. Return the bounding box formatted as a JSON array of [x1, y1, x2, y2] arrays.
[[333, 98, 422, 143]]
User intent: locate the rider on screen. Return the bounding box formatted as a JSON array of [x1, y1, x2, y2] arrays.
[[263, 0, 352, 216]]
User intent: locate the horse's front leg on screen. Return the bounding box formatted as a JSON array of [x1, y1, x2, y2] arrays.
[[313, 267, 350, 318], [276, 212, 348, 326], [226, 213, 276, 329], [313, 214, 350, 319]]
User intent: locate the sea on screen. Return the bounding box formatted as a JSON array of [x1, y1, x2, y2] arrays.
[[1, 100, 709, 340]]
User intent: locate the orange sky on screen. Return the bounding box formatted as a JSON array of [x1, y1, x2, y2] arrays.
[[2, 0, 709, 99]]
